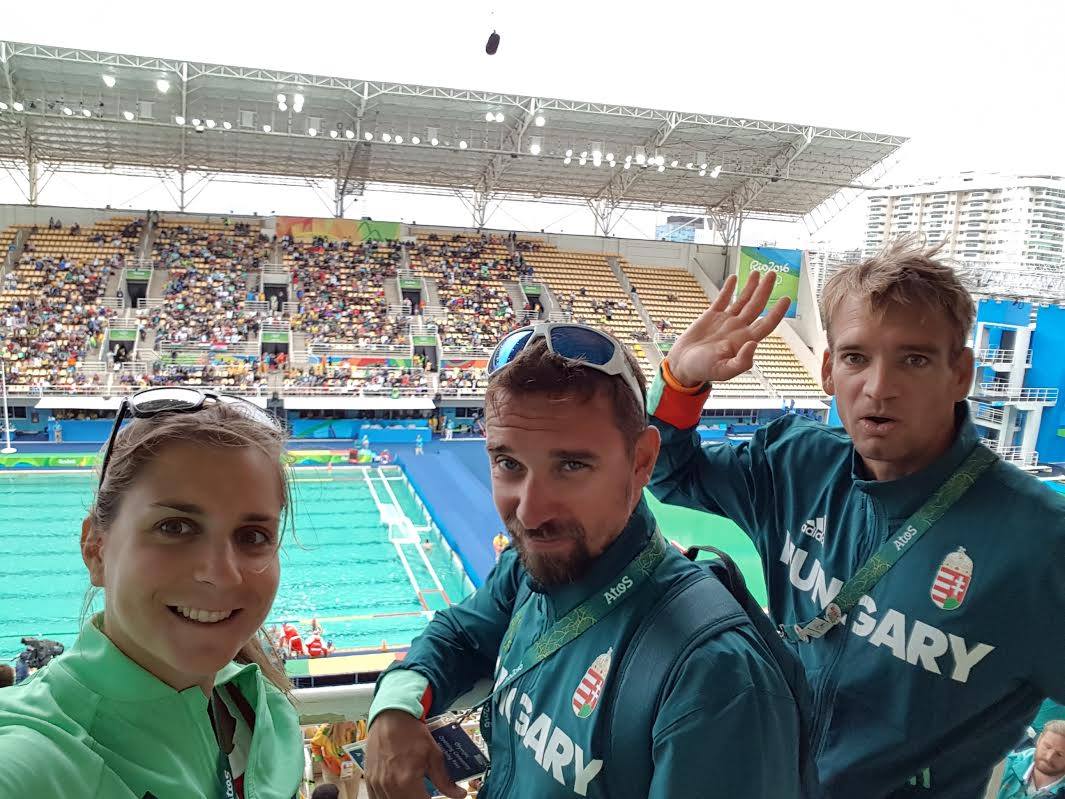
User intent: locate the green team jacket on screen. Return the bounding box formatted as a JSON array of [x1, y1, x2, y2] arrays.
[[370, 498, 805, 799], [0, 614, 304, 798], [648, 373, 1065, 799]]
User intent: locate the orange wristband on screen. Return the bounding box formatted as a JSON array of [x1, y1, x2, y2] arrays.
[[662, 358, 708, 395]]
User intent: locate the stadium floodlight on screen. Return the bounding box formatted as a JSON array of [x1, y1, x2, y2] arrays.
[[579, 156, 587, 166], [222, 120, 232, 130], [382, 132, 392, 142], [191, 117, 201, 126], [205, 119, 216, 128], [700, 162, 708, 170], [307, 127, 317, 137], [276, 93, 286, 105], [0, 102, 8, 111], [624, 154, 632, 163], [623, 162, 631, 170], [430, 137, 439, 146], [563, 156, 572, 165], [686, 162, 694, 170], [156, 79, 170, 94], [657, 164, 665, 173], [529, 136, 542, 156], [195, 123, 205, 132], [671, 160, 679, 168], [395, 134, 404, 144], [345, 129, 355, 139], [279, 101, 288, 112], [485, 111, 494, 122], [293, 93, 305, 112], [62, 106, 73, 116], [610, 161, 617, 168], [494, 111, 505, 123], [699, 169, 707, 177], [459, 140, 468, 149], [363, 131, 373, 141], [635, 147, 646, 165], [175, 115, 185, 125], [12, 102, 23, 112], [102, 74, 116, 88], [330, 130, 339, 139], [710, 164, 723, 178], [565, 149, 573, 158], [605, 152, 613, 161], [534, 114, 545, 127], [262, 124, 272, 133], [411, 136, 420, 144], [655, 155, 666, 167], [81, 107, 91, 117]]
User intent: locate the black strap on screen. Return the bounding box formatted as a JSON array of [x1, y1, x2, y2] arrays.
[[602, 546, 819, 799]]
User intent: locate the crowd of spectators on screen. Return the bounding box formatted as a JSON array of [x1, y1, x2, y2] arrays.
[[114, 361, 260, 392], [438, 366, 488, 394], [1, 254, 116, 387], [413, 233, 528, 350], [153, 221, 269, 346], [285, 236, 407, 347], [283, 362, 429, 394]]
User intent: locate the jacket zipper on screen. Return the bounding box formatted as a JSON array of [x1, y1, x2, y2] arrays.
[[811, 494, 881, 756]]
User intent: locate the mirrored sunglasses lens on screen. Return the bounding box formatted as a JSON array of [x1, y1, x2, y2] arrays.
[[489, 329, 534, 372], [550, 326, 616, 366], [130, 387, 202, 414]]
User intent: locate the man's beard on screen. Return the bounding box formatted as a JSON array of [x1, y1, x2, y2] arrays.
[[506, 519, 594, 587]]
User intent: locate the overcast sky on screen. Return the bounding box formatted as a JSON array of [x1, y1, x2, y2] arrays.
[[2, 0, 1063, 248]]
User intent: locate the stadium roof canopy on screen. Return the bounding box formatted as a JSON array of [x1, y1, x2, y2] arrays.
[[0, 40, 906, 235]]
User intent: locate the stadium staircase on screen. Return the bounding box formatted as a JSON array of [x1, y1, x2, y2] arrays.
[[137, 216, 155, 261], [0, 226, 29, 277], [290, 330, 309, 368], [384, 277, 402, 308], [422, 277, 443, 308], [503, 280, 528, 317]]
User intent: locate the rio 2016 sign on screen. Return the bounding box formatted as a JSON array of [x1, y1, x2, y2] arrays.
[[736, 247, 803, 318]]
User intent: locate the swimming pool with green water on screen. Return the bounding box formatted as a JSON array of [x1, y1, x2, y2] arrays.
[[0, 466, 473, 660]]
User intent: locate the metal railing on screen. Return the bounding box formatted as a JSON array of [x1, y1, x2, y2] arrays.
[[137, 297, 164, 309], [975, 348, 1032, 366], [307, 342, 413, 358], [99, 297, 125, 310], [438, 387, 488, 397], [159, 341, 261, 356], [980, 440, 1040, 467], [244, 300, 270, 314], [439, 346, 493, 358], [280, 385, 431, 397], [975, 383, 1059, 403], [973, 405, 1004, 424]]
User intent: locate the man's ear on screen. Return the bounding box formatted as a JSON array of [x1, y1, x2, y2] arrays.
[[633, 425, 661, 490], [821, 349, 835, 396], [952, 347, 975, 401], [81, 517, 105, 588]]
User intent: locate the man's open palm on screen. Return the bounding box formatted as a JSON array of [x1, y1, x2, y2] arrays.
[[666, 271, 791, 388]]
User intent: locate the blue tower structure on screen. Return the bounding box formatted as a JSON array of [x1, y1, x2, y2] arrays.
[[970, 299, 1064, 469]]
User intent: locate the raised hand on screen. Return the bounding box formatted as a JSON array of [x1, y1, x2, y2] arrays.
[[665, 271, 791, 388]]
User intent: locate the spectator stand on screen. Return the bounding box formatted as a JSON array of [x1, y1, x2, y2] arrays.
[[409, 232, 521, 353], [0, 217, 141, 392]]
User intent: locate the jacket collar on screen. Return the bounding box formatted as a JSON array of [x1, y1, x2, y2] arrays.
[[539, 497, 656, 617], [852, 402, 981, 521], [57, 613, 260, 706]]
